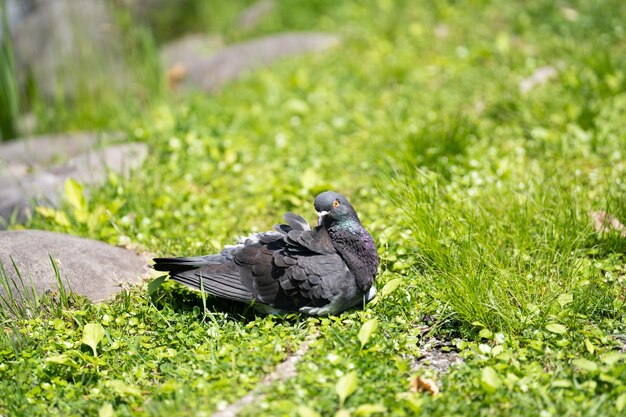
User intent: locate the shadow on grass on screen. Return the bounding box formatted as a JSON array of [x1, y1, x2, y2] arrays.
[[149, 278, 290, 324]]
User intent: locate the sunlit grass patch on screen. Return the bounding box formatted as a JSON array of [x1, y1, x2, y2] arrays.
[[392, 170, 622, 333], [3, 0, 626, 415], [0, 256, 75, 321]]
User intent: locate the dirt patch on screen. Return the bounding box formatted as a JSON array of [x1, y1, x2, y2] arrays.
[[410, 338, 463, 373]]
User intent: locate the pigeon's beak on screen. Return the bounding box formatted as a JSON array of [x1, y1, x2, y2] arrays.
[[317, 210, 329, 226]]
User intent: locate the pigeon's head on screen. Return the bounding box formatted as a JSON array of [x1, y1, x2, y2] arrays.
[[314, 191, 360, 227]]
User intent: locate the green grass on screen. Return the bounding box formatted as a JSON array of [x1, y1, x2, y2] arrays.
[[0, 256, 76, 321], [16, 4, 163, 135], [0, 0, 19, 140], [392, 172, 621, 333], [3, 0, 626, 415]]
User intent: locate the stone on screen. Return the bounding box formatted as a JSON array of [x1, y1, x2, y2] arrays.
[[0, 131, 106, 169], [11, 0, 129, 99], [159, 34, 224, 90], [235, 0, 276, 32], [174, 32, 340, 93], [49, 142, 149, 185], [0, 172, 60, 226], [0, 230, 149, 303], [0, 0, 35, 35], [160, 33, 224, 68], [0, 136, 148, 228]]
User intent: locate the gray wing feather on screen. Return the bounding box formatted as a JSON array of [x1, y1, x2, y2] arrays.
[[283, 212, 311, 231], [154, 253, 254, 302], [277, 253, 355, 307]]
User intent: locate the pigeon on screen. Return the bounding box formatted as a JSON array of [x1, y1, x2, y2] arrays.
[[153, 191, 379, 316]]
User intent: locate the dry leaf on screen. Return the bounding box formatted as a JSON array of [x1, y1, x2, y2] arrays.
[[590, 211, 626, 237], [167, 64, 187, 90], [409, 375, 440, 396]]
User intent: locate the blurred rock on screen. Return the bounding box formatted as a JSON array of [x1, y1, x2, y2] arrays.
[[236, 0, 275, 32], [160, 34, 224, 90], [0, 230, 149, 303], [174, 32, 339, 93], [0, 0, 36, 36], [161, 33, 224, 67], [0, 132, 103, 169], [11, 0, 129, 99], [49, 143, 149, 185], [0, 133, 147, 228], [0, 172, 61, 225]]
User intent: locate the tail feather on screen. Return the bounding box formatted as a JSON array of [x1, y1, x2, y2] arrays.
[[153, 256, 216, 271], [152, 255, 254, 302]]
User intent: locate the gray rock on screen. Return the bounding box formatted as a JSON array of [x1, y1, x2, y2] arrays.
[[177, 32, 340, 93], [11, 0, 129, 99], [0, 141, 148, 228], [0, 131, 106, 169], [0, 172, 60, 226], [49, 142, 149, 185], [0, 230, 149, 303], [160, 33, 224, 90], [0, 0, 35, 36], [236, 0, 276, 32], [0, 180, 26, 224], [161, 33, 224, 68], [1, 1, 20, 33]]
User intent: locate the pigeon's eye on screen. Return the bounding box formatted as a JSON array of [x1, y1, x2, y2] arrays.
[[333, 199, 340, 208]]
